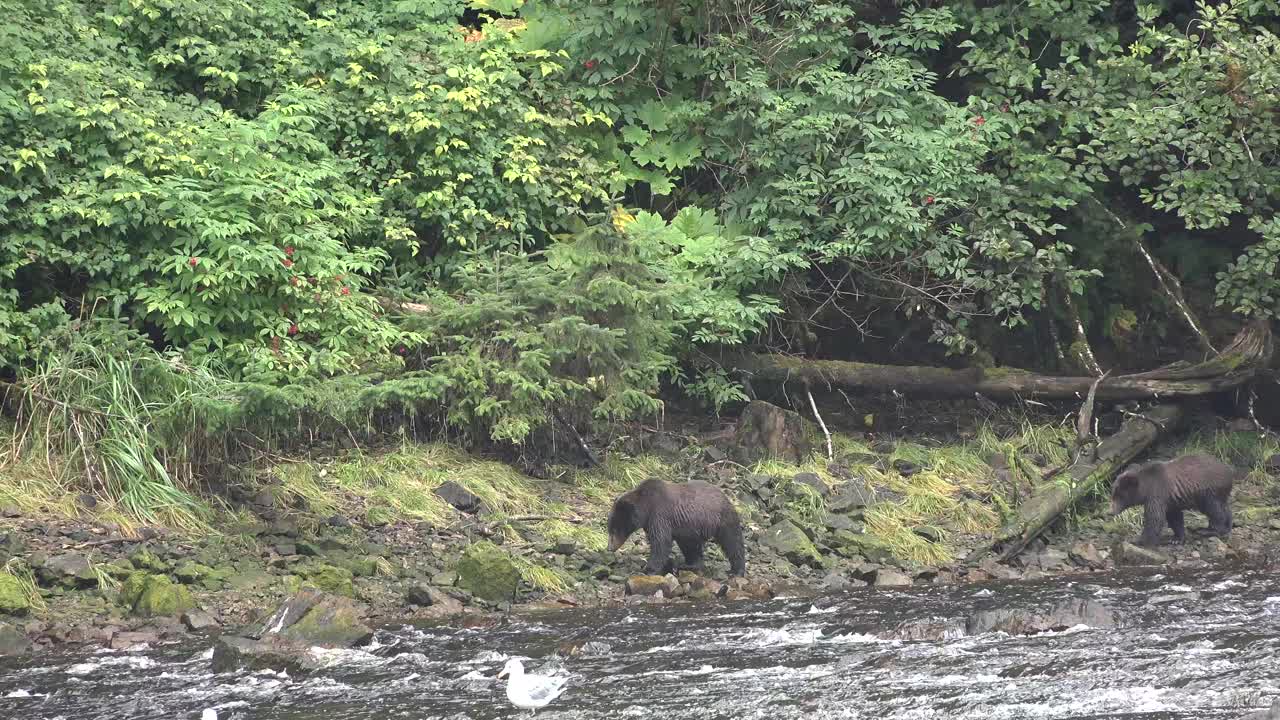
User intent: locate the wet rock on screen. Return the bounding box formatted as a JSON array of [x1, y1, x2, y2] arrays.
[[966, 599, 1116, 636], [550, 541, 577, 556], [123, 573, 195, 617], [211, 636, 325, 675], [108, 630, 159, 650], [792, 472, 831, 497], [703, 446, 727, 463], [434, 481, 483, 514], [1243, 699, 1280, 720], [976, 558, 1023, 581], [744, 473, 773, 492], [820, 571, 852, 591], [254, 589, 372, 647], [557, 639, 612, 657], [273, 542, 297, 557], [731, 401, 819, 465], [432, 571, 458, 587], [831, 533, 897, 564], [763, 520, 825, 569], [872, 569, 912, 587], [869, 440, 896, 455], [0, 573, 31, 616], [891, 459, 921, 477], [1112, 542, 1169, 567], [1032, 548, 1070, 570], [405, 584, 454, 608], [625, 574, 679, 597], [719, 577, 774, 601], [37, 553, 97, 588], [455, 541, 519, 603], [883, 618, 965, 642], [0, 622, 31, 656], [182, 610, 220, 632], [1147, 592, 1200, 606], [1068, 541, 1106, 569], [685, 577, 722, 601], [913, 526, 943, 544]]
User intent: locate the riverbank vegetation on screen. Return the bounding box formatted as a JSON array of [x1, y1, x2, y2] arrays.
[[2, 0, 1279, 537]]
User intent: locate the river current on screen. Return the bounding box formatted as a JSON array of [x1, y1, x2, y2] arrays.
[[2, 566, 1277, 719]]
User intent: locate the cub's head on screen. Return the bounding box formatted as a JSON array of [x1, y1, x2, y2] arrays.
[[606, 496, 641, 552], [1110, 465, 1148, 515]]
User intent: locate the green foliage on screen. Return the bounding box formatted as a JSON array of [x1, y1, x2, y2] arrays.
[[403, 209, 680, 442], [3, 0, 1279, 461]]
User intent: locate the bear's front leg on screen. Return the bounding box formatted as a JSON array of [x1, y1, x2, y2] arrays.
[[643, 524, 673, 575], [1138, 501, 1167, 547]]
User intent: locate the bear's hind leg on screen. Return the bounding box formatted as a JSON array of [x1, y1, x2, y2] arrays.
[[1138, 501, 1167, 547], [1165, 508, 1186, 543], [676, 539, 706, 572]]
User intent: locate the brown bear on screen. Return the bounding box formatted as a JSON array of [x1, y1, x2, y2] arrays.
[[606, 478, 747, 577], [1110, 453, 1237, 547]]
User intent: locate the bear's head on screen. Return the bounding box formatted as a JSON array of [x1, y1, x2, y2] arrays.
[[606, 497, 641, 552], [1110, 465, 1148, 515]]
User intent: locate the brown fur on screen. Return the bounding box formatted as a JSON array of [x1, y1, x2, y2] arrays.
[[1111, 454, 1236, 547], [606, 478, 746, 577]]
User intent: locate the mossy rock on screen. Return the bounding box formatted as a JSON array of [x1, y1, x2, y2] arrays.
[[0, 574, 31, 616], [174, 562, 213, 584], [763, 520, 825, 569], [455, 541, 519, 603], [122, 573, 195, 617], [128, 547, 169, 573], [300, 564, 355, 598]]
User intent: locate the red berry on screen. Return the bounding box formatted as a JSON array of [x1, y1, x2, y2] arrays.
[[282, 259, 293, 268], [290, 276, 300, 286], [924, 196, 935, 205], [340, 287, 351, 296], [288, 324, 299, 336], [973, 115, 986, 126], [585, 60, 596, 69], [397, 346, 407, 355], [188, 257, 199, 267], [285, 246, 295, 256]]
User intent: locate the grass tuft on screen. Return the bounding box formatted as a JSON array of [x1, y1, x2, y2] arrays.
[[2, 559, 46, 613], [512, 556, 575, 594]]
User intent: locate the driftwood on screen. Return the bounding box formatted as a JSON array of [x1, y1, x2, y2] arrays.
[[966, 403, 1183, 564], [733, 318, 1271, 402]]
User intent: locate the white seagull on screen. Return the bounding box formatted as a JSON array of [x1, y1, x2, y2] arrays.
[[202, 710, 218, 720], [497, 658, 568, 715]]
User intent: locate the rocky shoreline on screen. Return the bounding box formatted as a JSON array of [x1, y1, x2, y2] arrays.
[[1, 418, 1278, 662]]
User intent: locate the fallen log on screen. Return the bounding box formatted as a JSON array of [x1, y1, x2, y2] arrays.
[[965, 403, 1183, 564], [732, 318, 1271, 402]]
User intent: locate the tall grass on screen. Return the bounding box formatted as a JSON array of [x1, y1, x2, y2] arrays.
[[2, 325, 230, 528]]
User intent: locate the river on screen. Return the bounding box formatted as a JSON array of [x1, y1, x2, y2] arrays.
[[2, 566, 1277, 719]]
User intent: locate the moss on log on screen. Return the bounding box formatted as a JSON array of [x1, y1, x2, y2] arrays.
[[734, 319, 1271, 401]]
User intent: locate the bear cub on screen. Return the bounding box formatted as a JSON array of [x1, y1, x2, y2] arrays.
[[606, 478, 747, 577], [1111, 453, 1237, 547]]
